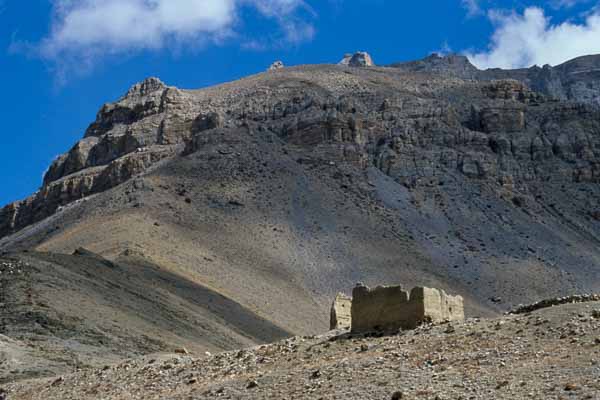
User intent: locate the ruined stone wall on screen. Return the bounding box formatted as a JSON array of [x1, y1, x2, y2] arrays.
[[411, 287, 465, 324], [349, 284, 464, 333], [330, 293, 352, 330], [351, 285, 421, 332]]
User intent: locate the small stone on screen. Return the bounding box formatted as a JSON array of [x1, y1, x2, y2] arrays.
[[51, 376, 64, 387], [187, 378, 197, 385], [564, 383, 579, 391], [174, 347, 189, 355], [247, 380, 259, 389], [496, 380, 510, 389], [391, 391, 404, 399]]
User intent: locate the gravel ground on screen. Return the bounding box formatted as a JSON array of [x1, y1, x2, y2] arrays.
[[4, 301, 600, 400]]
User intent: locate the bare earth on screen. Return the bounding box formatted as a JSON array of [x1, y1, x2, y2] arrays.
[[4, 301, 600, 400]]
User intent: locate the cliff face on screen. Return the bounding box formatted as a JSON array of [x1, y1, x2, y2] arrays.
[[0, 78, 190, 237], [2, 60, 600, 241]]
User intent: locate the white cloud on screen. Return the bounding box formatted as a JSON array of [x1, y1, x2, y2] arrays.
[[466, 7, 600, 69], [41, 0, 233, 57], [25, 0, 311, 78]]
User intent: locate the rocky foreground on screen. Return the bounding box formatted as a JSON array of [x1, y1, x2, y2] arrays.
[[3, 301, 600, 400]]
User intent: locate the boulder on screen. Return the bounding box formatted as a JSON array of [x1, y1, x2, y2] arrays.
[[339, 52, 375, 67]]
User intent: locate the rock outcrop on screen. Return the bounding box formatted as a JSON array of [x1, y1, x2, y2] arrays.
[[391, 53, 480, 79], [330, 293, 352, 330], [339, 52, 375, 67], [350, 284, 464, 333], [338, 53, 353, 66], [268, 61, 285, 71], [0, 77, 188, 237]]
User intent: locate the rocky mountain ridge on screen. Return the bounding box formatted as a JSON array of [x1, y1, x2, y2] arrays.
[[392, 53, 600, 105], [2, 54, 600, 240]]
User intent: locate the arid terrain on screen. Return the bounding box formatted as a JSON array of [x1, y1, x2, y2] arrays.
[[0, 53, 599, 397], [3, 301, 600, 399]]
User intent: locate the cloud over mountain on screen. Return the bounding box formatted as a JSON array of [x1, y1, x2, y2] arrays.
[[466, 7, 600, 69]]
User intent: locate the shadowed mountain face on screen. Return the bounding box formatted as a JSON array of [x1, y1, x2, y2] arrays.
[[0, 251, 290, 383], [0, 58, 599, 380]]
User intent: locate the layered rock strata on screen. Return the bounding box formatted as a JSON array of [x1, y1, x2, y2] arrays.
[[1, 60, 600, 241]]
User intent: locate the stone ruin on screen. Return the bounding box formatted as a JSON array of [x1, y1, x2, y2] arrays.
[[330, 284, 464, 332], [330, 293, 352, 330]]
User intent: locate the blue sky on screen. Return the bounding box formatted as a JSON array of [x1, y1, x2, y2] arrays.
[[1, 0, 600, 206]]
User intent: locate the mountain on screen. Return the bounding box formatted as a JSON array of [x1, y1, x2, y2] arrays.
[[391, 53, 600, 105], [1, 54, 600, 382]]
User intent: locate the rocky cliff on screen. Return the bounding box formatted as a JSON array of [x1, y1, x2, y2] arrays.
[[4, 58, 600, 239], [0, 78, 197, 237]]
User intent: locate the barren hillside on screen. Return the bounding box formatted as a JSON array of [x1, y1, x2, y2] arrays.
[[0, 57, 599, 384]]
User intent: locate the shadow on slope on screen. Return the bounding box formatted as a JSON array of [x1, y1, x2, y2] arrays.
[[0, 250, 290, 383]]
